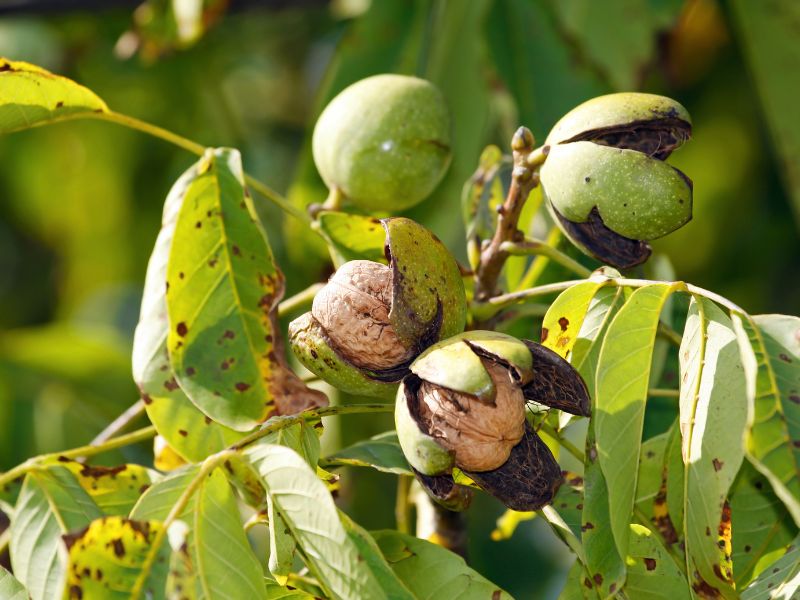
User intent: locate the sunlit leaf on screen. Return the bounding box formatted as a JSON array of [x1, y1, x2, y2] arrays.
[[0, 58, 107, 133], [595, 283, 679, 558], [679, 296, 747, 598], [731, 461, 798, 587], [265, 579, 316, 599], [244, 444, 385, 599], [541, 280, 607, 360], [166, 148, 324, 431], [733, 314, 800, 525], [10, 467, 102, 600], [315, 211, 387, 267], [491, 509, 536, 542], [322, 431, 411, 475], [62, 516, 169, 600], [193, 469, 267, 599], [741, 533, 800, 600], [371, 530, 512, 599], [730, 0, 800, 223], [133, 159, 245, 460], [624, 523, 689, 599], [0, 565, 28, 600]]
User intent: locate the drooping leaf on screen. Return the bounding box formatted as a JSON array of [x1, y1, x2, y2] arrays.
[[595, 283, 679, 558], [679, 296, 747, 598], [624, 523, 690, 600], [62, 516, 170, 600], [541, 280, 607, 359], [244, 444, 385, 599], [166, 148, 324, 431], [193, 469, 267, 600], [741, 533, 800, 600], [371, 530, 512, 599], [729, 0, 800, 224], [10, 467, 102, 600], [339, 513, 415, 600], [0, 58, 108, 133], [731, 461, 798, 588], [315, 211, 387, 267], [132, 159, 245, 460], [48, 458, 156, 517], [0, 566, 28, 600], [321, 431, 412, 475], [733, 313, 800, 525]]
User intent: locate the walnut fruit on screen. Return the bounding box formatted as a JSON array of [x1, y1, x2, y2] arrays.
[[540, 92, 693, 269], [395, 331, 590, 511], [312, 74, 451, 212]]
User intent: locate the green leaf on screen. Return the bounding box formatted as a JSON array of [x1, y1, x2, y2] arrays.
[[0, 566, 28, 600], [635, 431, 670, 519], [48, 458, 156, 517], [166, 148, 323, 431], [193, 469, 267, 600], [624, 524, 690, 599], [244, 444, 385, 599], [541, 280, 607, 360], [130, 464, 201, 522], [267, 498, 295, 584], [733, 314, 800, 525], [557, 561, 594, 600], [315, 211, 387, 267], [371, 530, 512, 599], [339, 513, 415, 600], [731, 461, 798, 587], [741, 533, 800, 600], [322, 431, 412, 475], [265, 579, 316, 599], [679, 296, 747, 598], [0, 58, 107, 133], [729, 0, 800, 224], [62, 516, 170, 600], [595, 283, 679, 558], [552, 472, 584, 540], [549, 0, 683, 91], [133, 159, 245, 461], [10, 467, 102, 600]]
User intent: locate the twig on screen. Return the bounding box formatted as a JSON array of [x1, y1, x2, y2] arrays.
[[395, 475, 413, 535], [473, 128, 547, 303], [649, 388, 680, 398], [500, 238, 592, 279], [277, 283, 323, 317]]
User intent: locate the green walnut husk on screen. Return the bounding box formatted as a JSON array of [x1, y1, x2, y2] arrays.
[[540, 92, 693, 269], [395, 331, 590, 511], [312, 74, 451, 212], [289, 217, 466, 399]]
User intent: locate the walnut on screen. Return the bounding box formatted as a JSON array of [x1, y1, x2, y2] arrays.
[[416, 359, 526, 472], [311, 260, 415, 371]]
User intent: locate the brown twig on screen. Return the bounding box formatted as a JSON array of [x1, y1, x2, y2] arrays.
[[473, 128, 548, 303]]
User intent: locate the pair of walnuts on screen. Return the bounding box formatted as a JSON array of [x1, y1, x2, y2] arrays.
[[290, 75, 694, 510]]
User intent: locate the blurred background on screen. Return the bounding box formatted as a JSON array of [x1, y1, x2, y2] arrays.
[[0, 0, 798, 597]]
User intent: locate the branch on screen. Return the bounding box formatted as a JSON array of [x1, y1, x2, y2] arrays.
[[500, 237, 592, 279], [89, 399, 146, 447]]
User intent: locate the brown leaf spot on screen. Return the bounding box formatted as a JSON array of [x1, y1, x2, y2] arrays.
[[176, 322, 188, 337], [223, 329, 235, 339], [779, 353, 792, 363], [186, 367, 196, 376], [221, 360, 230, 370], [712, 458, 723, 471], [556, 336, 570, 348], [492, 591, 502, 600], [644, 557, 657, 571], [204, 416, 212, 424], [609, 583, 617, 593], [593, 574, 603, 585], [178, 272, 185, 279], [110, 538, 125, 557], [540, 327, 549, 343], [790, 394, 800, 404], [80, 464, 126, 479], [744, 545, 751, 552], [232, 245, 241, 256], [558, 317, 569, 331], [583, 578, 592, 589], [581, 522, 595, 532], [208, 257, 218, 268], [235, 382, 251, 392], [141, 394, 153, 405], [178, 429, 188, 437], [195, 221, 202, 229], [164, 378, 179, 392], [69, 585, 83, 599]]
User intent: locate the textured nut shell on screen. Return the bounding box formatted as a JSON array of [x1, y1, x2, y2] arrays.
[[418, 360, 526, 472], [312, 260, 414, 371]]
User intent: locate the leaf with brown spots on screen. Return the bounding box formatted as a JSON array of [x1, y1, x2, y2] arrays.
[[541, 280, 608, 360], [62, 517, 170, 600], [371, 530, 513, 599], [315, 211, 387, 267], [733, 314, 800, 524], [625, 524, 690, 599], [165, 149, 325, 431], [679, 297, 747, 599], [132, 157, 247, 459], [0, 58, 108, 134], [740, 532, 800, 599]]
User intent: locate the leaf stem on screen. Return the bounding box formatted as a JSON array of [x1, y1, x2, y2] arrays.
[[500, 238, 592, 279], [395, 475, 413, 535], [88, 399, 147, 448], [538, 421, 585, 462], [87, 111, 312, 225], [649, 388, 680, 398], [0, 426, 157, 488], [277, 283, 324, 318]]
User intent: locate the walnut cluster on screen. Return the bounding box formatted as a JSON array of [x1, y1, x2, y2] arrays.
[[417, 359, 526, 472], [311, 260, 415, 371]]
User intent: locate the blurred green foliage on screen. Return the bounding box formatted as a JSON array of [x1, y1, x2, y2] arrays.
[[0, 0, 798, 597]]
